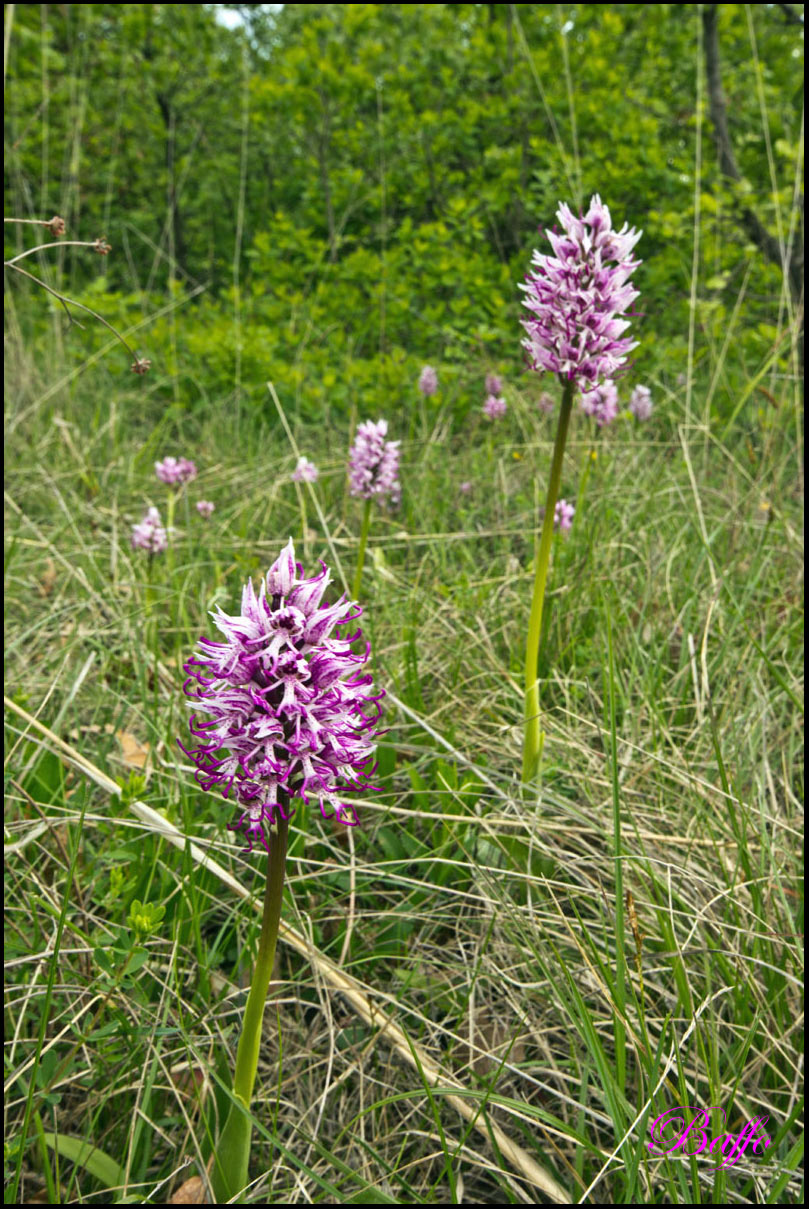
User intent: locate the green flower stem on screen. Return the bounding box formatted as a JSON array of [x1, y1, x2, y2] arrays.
[[295, 482, 309, 562], [212, 815, 289, 1203], [522, 378, 575, 784], [352, 498, 372, 601], [166, 489, 176, 577]]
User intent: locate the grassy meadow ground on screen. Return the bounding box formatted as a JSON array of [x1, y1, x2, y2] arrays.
[[4, 300, 804, 1204]]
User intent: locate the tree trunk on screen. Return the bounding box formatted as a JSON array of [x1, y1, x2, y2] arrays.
[[702, 5, 803, 374]]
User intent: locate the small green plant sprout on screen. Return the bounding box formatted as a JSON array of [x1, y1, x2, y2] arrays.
[[115, 770, 147, 806], [127, 899, 166, 938], [107, 866, 128, 902]]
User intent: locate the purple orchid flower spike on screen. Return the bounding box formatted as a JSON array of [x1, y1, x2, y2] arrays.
[[520, 193, 642, 389], [180, 540, 384, 853]]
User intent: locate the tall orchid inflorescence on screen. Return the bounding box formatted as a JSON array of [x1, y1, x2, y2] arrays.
[[131, 506, 168, 554], [519, 197, 642, 782], [483, 394, 507, 420], [348, 419, 401, 599], [155, 456, 197, 486], [629, 384, 653, 420], [180, 540, 383, 854], [182, 542, 385, 1202], [291, 456, 319, 483], [580, 380, 619, 428], [520, 194, 641, 388], [349, 419, 401, 507], [418, 365, 438, 397], [554, 499, 575, 531]]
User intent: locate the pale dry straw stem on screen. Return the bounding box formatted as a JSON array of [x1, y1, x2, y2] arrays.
[[4, 993, 105, 1094], [153, 1036, 216, 1201], [677, 425, 719, 593], [702, 260, 754, 427], [338, 821, 357, 968], [576, 983, 735, 1204], [122, 936, 179, 1197], [387, 690, 508, 803], [686, 5, 705, 426], [7, 283, 205, 435], [295, 912, 340, 1181], [509, 4, 577, 202], [699, 589, 720, 713], [6, 950, 50, 1076], [3, 3, 14, 88], [687, 631, 703, 724], [3, 822, 50, 854], [781, 106, 805, 410], [4, 649, 76, 769], [266, 380, 349, 593]]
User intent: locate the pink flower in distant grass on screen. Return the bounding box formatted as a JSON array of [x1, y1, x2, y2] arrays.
[[292, 457, 319, 483], [538, 392, 556, 414], [418, 366, 438, 397], [196, 500, 215, 518], [629, 385, 653, 420], [485, 372, 503, 396], [179, 539, 384, 853], [459, 480, 472, 494], [132, 506, 168, 553], [580, 381, 619, 427], [483, 394, 507, 420], [520, 195, 642, 387], [349, 419, 401, 506], [554, 499, 575, 531], [155, 456, 197, 486]]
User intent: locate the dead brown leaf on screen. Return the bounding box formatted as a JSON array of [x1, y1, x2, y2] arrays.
[[169, 1176, 208, 1204], [37, 558, 57, 597], [116, 730, 150, 770]]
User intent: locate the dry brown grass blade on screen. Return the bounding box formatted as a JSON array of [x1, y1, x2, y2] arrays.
[[2, 695, 568, 1203]]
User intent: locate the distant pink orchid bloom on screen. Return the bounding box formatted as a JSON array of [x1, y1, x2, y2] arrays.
[[196, 500, 215, 518], [132, 506, 168, 553], [291, 457, 319, 483], [155, 456, 197, 486], [418, 366, 438, 397], [485, 372, 503, 396], [349, 419, 401, 506], [629, 385, 653, 420], [580, 381, 619, 428], [483, 394, 507, 420], [554, 499, 575, 532], [538, 392, 556, 414]]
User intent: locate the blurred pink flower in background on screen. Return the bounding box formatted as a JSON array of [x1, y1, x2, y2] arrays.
[[132, 506, 168, 553], [291, 456, 319, 483], [483, 395, 507, 420]]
